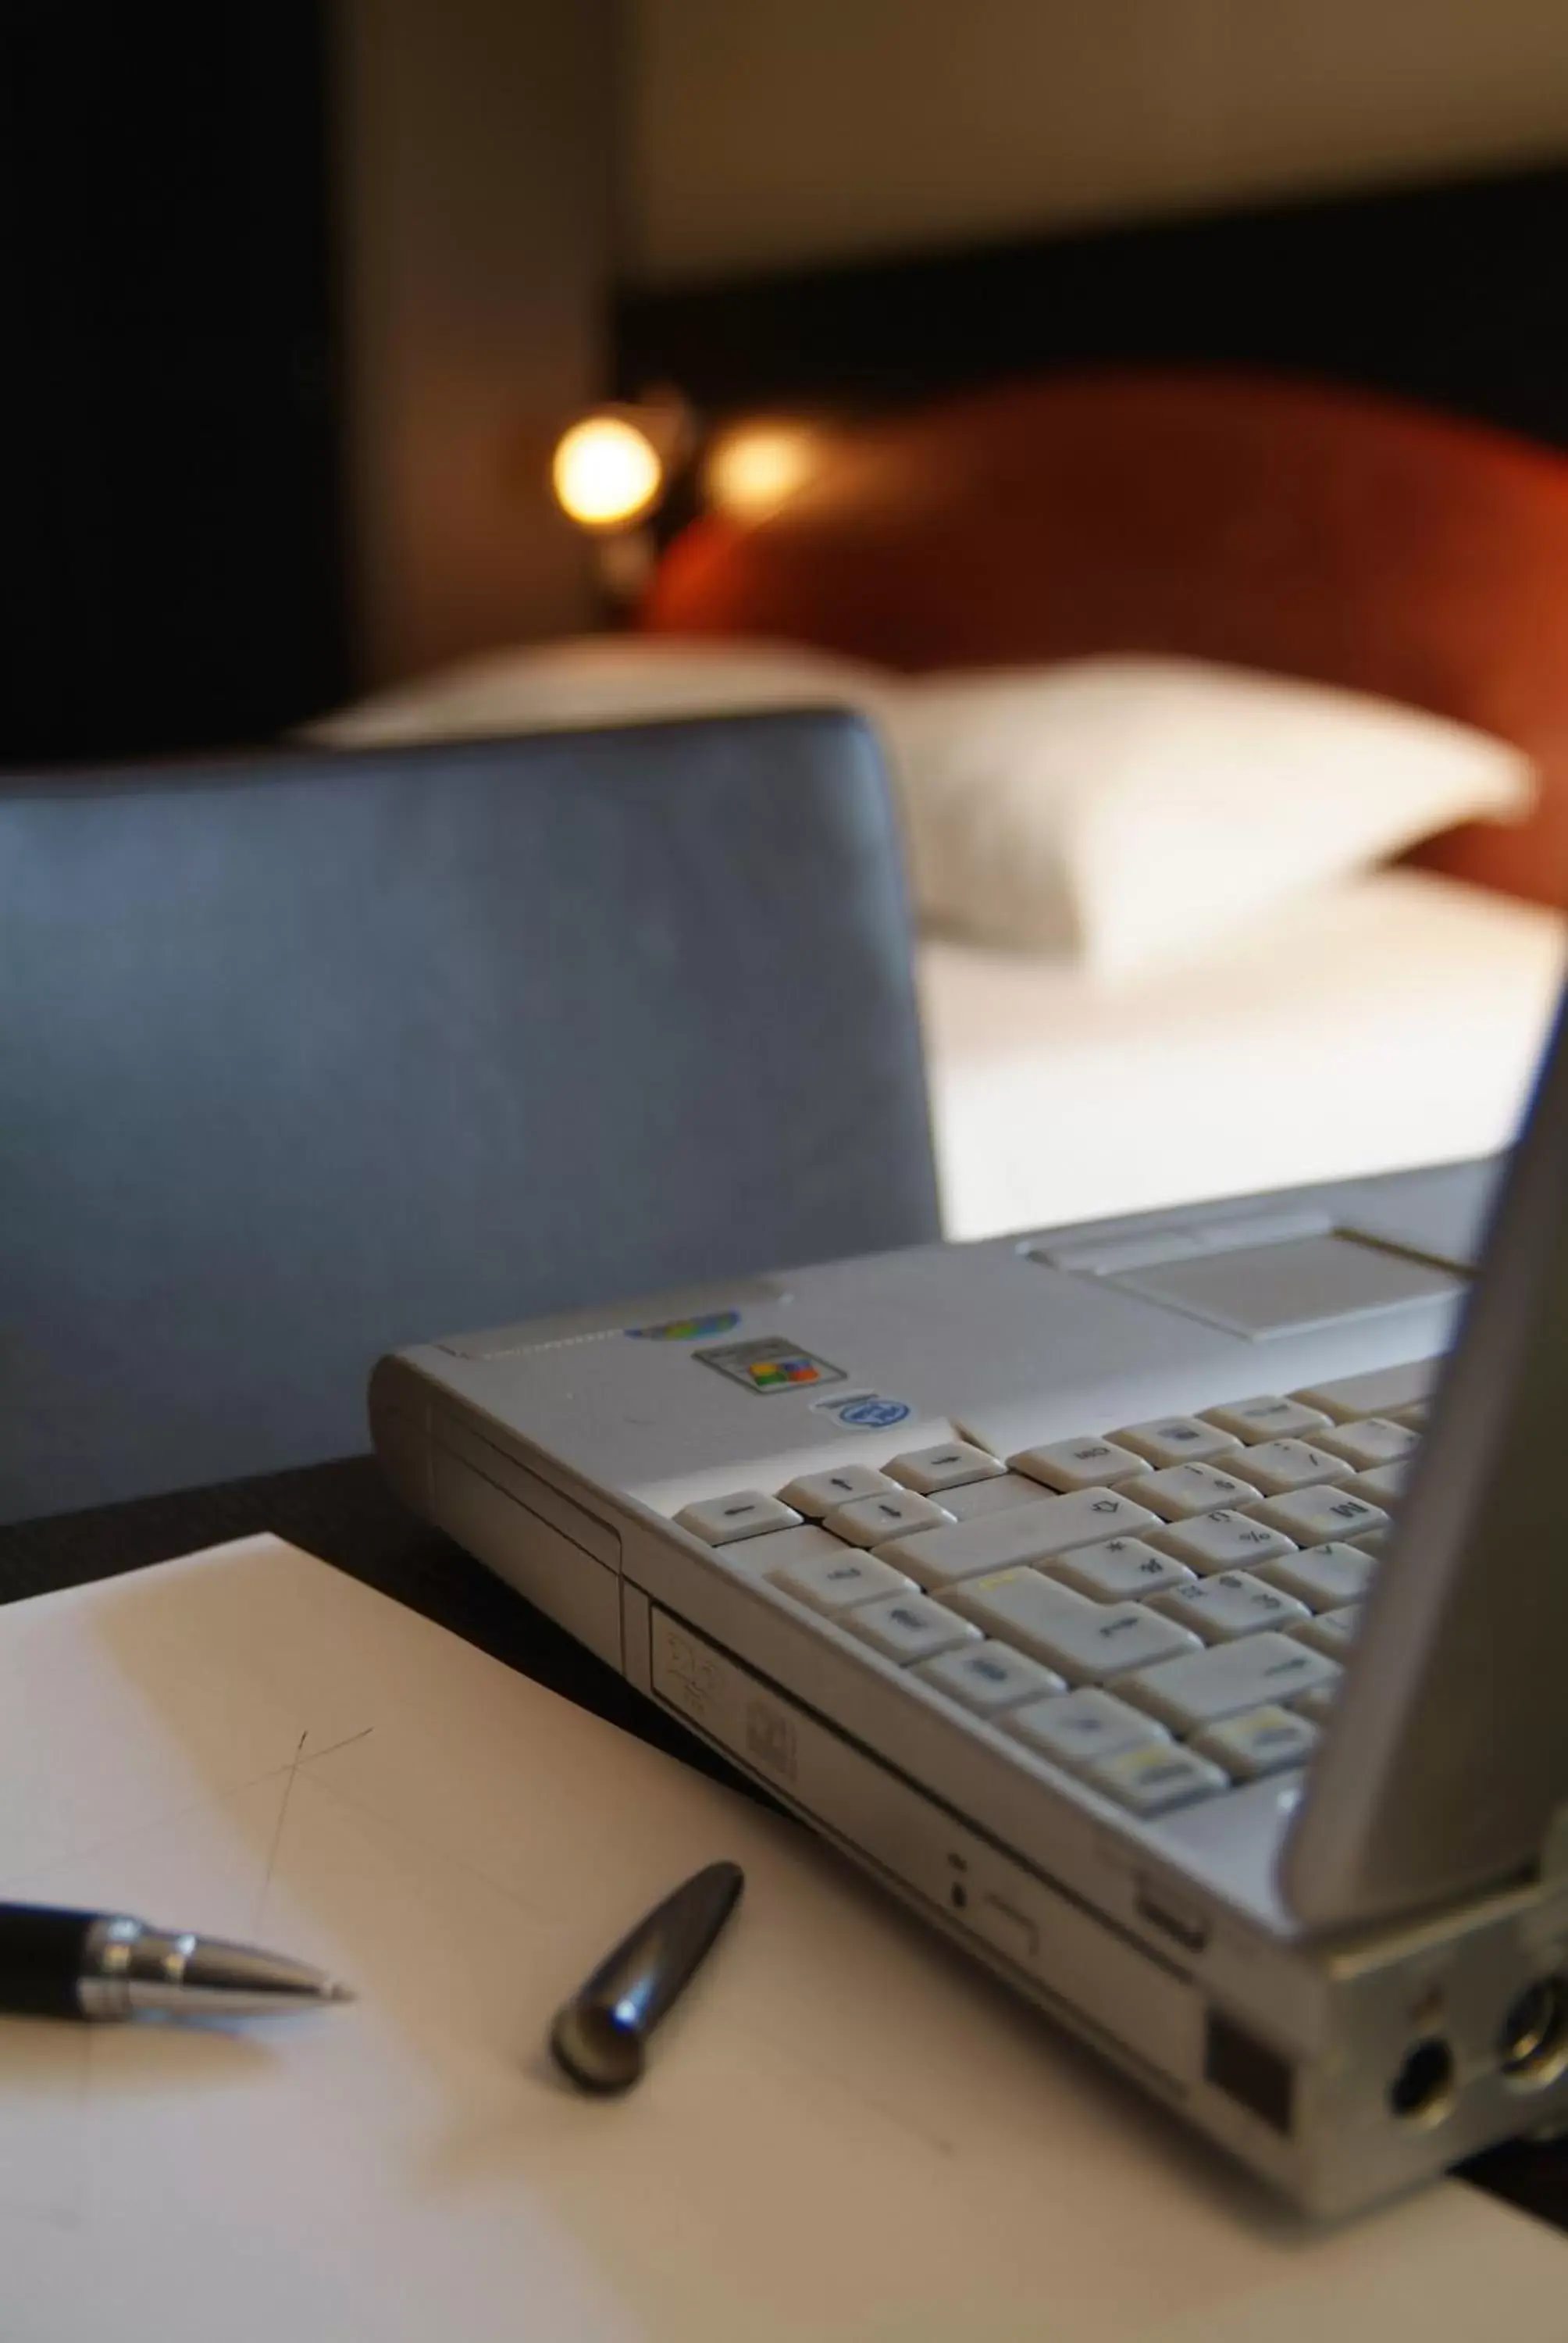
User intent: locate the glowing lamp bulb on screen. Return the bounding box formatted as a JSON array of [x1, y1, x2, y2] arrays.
[[702, 421, 818, 519], [551, 415, 665, 529]]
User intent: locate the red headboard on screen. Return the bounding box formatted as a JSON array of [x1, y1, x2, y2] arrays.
[[644, 371, 1568, 908]]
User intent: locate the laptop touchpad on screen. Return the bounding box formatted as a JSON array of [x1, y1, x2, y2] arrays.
[[1111, 1232, 1463, 1336]]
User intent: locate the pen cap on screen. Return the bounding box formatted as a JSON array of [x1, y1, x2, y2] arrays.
[[551, 1994, 649, 2092], [550, 1860, 743, 2093]]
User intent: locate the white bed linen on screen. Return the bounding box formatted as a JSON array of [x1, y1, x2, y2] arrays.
[[919, 868, 1566, 1241]]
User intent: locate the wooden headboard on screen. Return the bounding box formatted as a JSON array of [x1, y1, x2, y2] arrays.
[[625, 166, 1568, 907]]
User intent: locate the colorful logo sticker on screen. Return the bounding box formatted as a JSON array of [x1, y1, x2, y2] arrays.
[[693, 1336, 847, 1395], [811, 1390, 914, 1432], [625, 1309, 740, 1343]]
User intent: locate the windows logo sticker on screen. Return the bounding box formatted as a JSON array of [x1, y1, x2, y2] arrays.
[[693, 1337, 847, 1396], [625, 1309, 740, 1342]]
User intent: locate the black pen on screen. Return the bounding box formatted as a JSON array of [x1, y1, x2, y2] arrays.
[[0, 1902, 355, 2020], [551, 1860, 743, 2092]]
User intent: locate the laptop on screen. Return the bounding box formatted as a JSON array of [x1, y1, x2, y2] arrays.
[[372, 972, 1568, 2220]]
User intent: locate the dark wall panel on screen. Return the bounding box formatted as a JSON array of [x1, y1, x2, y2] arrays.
[[616, 165, 1568, 452], [0, 2, 347, 763]]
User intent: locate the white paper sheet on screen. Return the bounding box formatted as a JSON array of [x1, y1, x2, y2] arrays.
[[2, 1537, 1563, 2341]]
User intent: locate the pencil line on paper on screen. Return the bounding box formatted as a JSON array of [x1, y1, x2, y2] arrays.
[[295, 1765, 559, 1927], [0, 1754, 327, 1898], [731, 2014, 960, 2162], [0, 2030, 91, 2231], [0, 2200, 85, 2232], [73, 2024, 94, 2227], [254, 1728, 309, 1932], [300, 1724, 376, 1766]]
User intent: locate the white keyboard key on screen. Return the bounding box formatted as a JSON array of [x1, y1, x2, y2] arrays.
[[1007, 1688, 1169, 1768], [941, 1472, 1055, 1522], [879, 1488, 1160, 1589], [1350, 1525, 1392, 1557], [1253, 1542, 1374, 1610], [1292, 1681, 1341, 1723], [1345, 1460, 1411, 1507], [1147, 1508, 1296, 1574], [1111, 1417, 1241, 1468], [1199, 1395, 1330, 1443], [949, 1571, 1201, 1681], [1124, 1633, 1342, 1731], [883, 1440, 1003, 1496], [1047, 1536, 1195, 1600], [1312, 1416, 1420, 1470], [1249, 1485, 1390, 1546], [677, 1490, 804, 1544], [1195, 1704, 1320, 1779], [822, 1489, 955, 1547], [723, 1524, 859, 1581], [1010, 1435, 1147, 1492], [1150, 1571, 1310, 1643], [1088, 1742, 1230, 1815], [918, 1639, 1067, 1714], [843, 1592, 979, 1664], [1227, 1439, 1352, 1496], [777, 1464, 900, 1517], [769, 1547, 916, 1614], [1291, 1604, 1363, 1657], [1120, 1459, 1261, 1521], [1291, 1358, 1441, 1422]]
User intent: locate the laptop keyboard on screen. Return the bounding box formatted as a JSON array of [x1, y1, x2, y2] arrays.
[[674, 1357, 1434, 1822]]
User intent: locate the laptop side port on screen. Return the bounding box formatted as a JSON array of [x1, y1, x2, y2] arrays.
[[1135, 1882, 1210, 1955], [1387, 2037, 1456, 2125], [1203, 2010, 1294, 2135], [1499, 1976, 1568, 2089]]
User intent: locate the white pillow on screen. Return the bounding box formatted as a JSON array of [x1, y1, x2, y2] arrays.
[[308, 634, 897, 746], [883, 657, 1535, 977], [314, 640, 1534, 982]]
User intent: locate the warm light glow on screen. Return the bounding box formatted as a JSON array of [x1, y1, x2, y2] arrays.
[[702, 420, 820, 519], [551, 414, 665, 528]]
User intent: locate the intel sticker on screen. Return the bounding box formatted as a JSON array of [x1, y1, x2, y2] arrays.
[[812, 1390, 914, 1432]]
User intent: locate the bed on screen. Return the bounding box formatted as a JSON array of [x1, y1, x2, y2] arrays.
[[622, 165, 1568, 1236], [327, 164, 1568, 1244], [919, 868, 1563, 1239], [321, 642, 1567, 1243]]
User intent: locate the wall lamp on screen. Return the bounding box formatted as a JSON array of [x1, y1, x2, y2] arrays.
[[550, 397, 830, 601]]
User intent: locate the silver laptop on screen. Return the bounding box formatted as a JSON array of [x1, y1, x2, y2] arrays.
[[371, 993, 1568, 2218]]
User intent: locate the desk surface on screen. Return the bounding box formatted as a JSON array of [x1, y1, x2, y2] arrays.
[[3, 1454, 1564, 2238]]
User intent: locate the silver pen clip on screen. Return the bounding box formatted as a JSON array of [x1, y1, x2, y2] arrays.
[[550, 1860, 744, 2093]]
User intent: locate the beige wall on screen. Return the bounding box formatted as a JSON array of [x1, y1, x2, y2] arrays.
[[627, 0, 1568, 285], [336, 0, 615, 683]]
